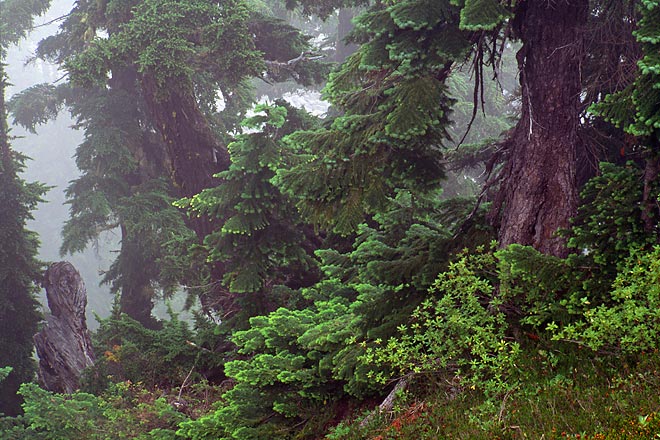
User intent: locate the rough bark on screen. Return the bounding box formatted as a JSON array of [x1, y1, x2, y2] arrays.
[[494, 0, 588, 257], [139, 73, 232, 313], [34, 262, 95, 394], [140, 73, 227, 239]]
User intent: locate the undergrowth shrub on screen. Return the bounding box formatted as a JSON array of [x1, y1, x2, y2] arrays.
[[552, 245, 660, 354], [362, 244, 521, 426], [83, 309, 220, 393], [1, 381, 187, 439]]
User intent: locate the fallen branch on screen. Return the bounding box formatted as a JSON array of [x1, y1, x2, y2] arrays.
[[359, 374, 412, 428]]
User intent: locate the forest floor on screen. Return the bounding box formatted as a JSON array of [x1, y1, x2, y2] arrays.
[[325, 347, 660, 440]]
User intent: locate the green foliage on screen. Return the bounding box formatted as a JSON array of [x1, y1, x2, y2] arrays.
[[277, 0, 472, 234], [496, 244, 581, 329], [0, 71, 47, 415], [591, 0, 660, 137], [326, 349, 660, 440], [363, 245, 521, 408], [0, 367, 12, 383], [7, 84, 64, 132], [1, 0, 50, 419], [85, 311, 213, 391], [553, 245, 660, 354], [0, 381, 187, 439], [10, 1, 660, 440], [177, 289, 367, 440], [55, 82, 188, 326], [568, 162, 652, 269], [453, 0, 511, 31], [65, 0, 262, 91], [180, 166, 497, 437], [178, 104, 318, 316], [0, 0, 50, 54], [34, 0, 330, 325]]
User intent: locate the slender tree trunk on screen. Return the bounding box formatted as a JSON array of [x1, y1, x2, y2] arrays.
[[494, 0, 588, 257], [335, 8, 358, 63]]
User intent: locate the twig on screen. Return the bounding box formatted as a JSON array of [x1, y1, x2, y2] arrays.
[[177, 365, 195, 403], [186, 340, 213, 353], [32, 13, 71, 29]]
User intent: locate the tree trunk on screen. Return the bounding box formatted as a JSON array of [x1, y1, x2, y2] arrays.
[[335, 8, 358, 63], [642, 152, 660, 235], [494, 0, 588, 257], [109, 67, 166, 327], [139, 73, 233, 314], [34, 262, 95, 394], [140, 73, 228, 239], [117, 223, 161, 329]]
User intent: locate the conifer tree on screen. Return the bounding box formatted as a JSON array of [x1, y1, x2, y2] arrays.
[[279, 0, 648, 258], [10, 65, 187, 329], [178, 103, 320, 319], [0, 0, 50, 415], [592, 0, 660, 234], [10, 0, 323, 322], [39, 0, 329, 316]]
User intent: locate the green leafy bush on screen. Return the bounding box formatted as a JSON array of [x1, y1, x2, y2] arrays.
[[552, 245, 660, 354], [363, 245, 521, 415], [1, 381, 187, 439]]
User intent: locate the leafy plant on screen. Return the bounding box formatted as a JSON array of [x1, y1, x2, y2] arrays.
[[363, 245, 521, 425]]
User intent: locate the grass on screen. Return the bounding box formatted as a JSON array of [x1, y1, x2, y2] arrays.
[[325, 346, 660, 439]]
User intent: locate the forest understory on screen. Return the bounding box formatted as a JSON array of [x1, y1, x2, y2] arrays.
[[2, 0, 660, 438]]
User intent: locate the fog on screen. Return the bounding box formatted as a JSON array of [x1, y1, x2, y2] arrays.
[[6, 0, 115, 327]]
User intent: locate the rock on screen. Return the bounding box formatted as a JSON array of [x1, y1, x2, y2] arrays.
[[33, 262, 95, 394]]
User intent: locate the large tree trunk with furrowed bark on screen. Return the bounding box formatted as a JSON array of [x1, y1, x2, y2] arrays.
[[34, 262, 95, 394], [140, 73, 233, 313], [140, 73, 229, 239], [493, 0, 588, 258]]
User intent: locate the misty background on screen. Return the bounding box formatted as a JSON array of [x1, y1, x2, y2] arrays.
[[4, 0, 332, 328]]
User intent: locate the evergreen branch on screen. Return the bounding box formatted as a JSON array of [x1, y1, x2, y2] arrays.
[[263, 51, 325, 82]]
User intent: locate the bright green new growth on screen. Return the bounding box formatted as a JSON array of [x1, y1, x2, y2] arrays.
[[277, 0, 472, 234], [554, 245, 660, 354], [455, 0, 511, 31], [363, 245, 520, 401], [178, 104, 316, 298]]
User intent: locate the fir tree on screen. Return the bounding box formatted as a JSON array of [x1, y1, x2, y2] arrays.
[[178, 102, 320, 320], [277, 0, 470, 234], [20, 0, 330, 319], [0, 0, 50, 415], [591, 0, 660, 235]]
